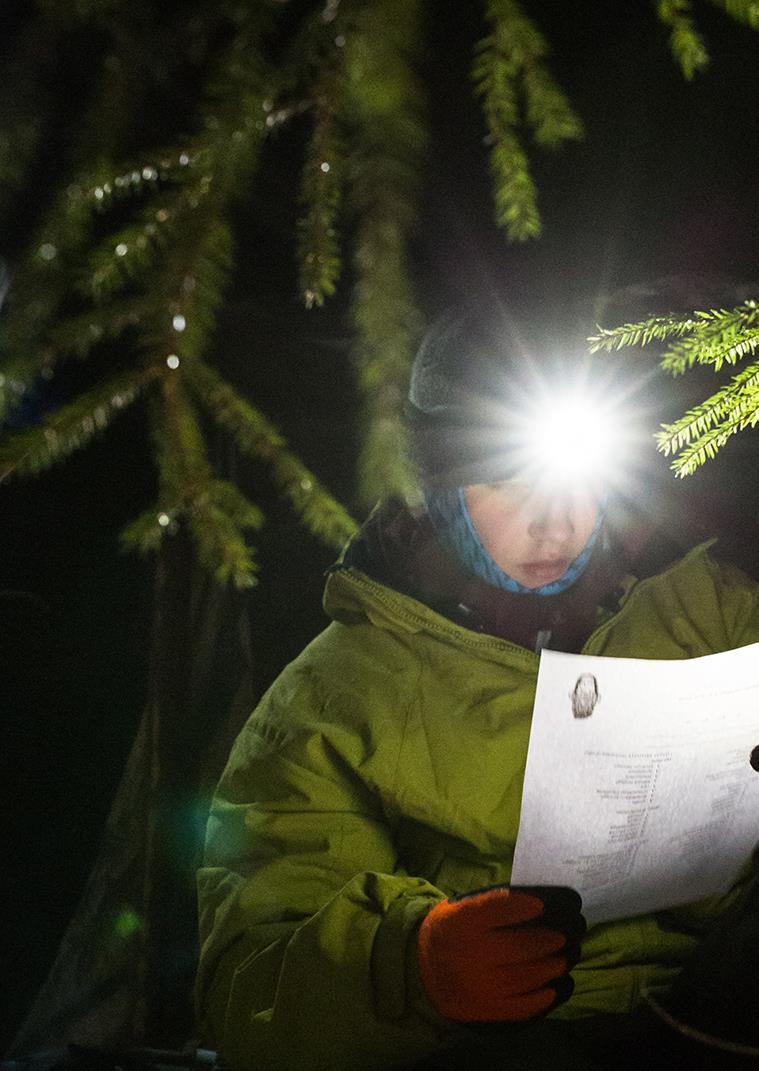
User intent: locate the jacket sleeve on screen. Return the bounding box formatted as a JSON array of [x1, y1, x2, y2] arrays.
[[195, 659, 448, 1071], [712, 554, 759, 649]]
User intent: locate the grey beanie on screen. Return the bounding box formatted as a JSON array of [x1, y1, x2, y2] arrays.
[[406, 307, 541, 489]]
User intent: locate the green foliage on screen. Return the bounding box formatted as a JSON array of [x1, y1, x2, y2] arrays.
[[285, 6, 350, 309], [0, 369, 151, 481], [0, 14, 158, 415], [1, 3, 355, 588], [297, 74, 345, 309], [590, 301, 759, 476], [185, 360, 358, 549], [473, 0, 583, 240], [708, 0, 759, 29], [656, 359, 759, 473], [657, 1, 710, 79], [654, 0, 759, 82], [341, 0, 425, 504], [588, 314, 703, 353]]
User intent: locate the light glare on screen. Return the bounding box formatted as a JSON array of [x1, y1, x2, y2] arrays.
[[510, 384, 626, 490]]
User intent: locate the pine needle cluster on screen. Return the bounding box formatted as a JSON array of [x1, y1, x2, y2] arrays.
[[589, 301, 759, 476]]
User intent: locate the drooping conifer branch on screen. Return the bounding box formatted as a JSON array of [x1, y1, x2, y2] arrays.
[[1, 5, 302, 586], [0, 14, 154, 418], [287, 0, 352, 308], [144, 371, 263, 587], [0, 366, 154, 481], [706, 0, 759, 29], [342, 0, 425, 505], [114, 15, 285, 579], [656, 0, 710, 79], [185, 359, 357, 549], [474, 0, 582, 241], [297, 66, 345, 308]]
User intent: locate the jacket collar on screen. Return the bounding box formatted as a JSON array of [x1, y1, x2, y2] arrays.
[[335, 498, 683, 654]]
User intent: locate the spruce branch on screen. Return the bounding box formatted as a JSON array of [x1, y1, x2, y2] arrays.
[[185, 359, 357, 550], [592, 299, 759, 475], [1, 3, 358, 591], [588, 314, 703, 351], [590, 302, 759, 367], [657, 360, 759, 452], [196, 12, 276, 192], [297, 73, 345, 308], [522, 62, 584, 147], [706, 0, 759, 29], [489, 130, 541, 240], [474, 35, 539, 241], [187, 478, 265, 588], [290, 0, 352, 308], [0, 367, 153, 483], [656, 0, 710, 79], [136, 210, 234, 382], [153, 372, 261, 587], [667, 417, 752, 475], [47, 299, 147, 360], [96, 13, 277, 583], [474, 0, 582, 240], [351, 213, 419, 504], [342, 0, 425, 503], [82, 213, 173, 305], [120, 507, 175, 556], [1, 161, 112, 381], [81, 152, 201, 216], [658, 362, 759, 475], [0, 12, 158, 386], [662, 322, 759, 373]]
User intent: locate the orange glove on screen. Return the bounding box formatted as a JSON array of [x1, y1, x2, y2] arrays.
[[416, 885, 585, 1023]]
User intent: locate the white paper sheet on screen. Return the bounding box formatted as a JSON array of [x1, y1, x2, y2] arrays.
[[511, 642, 759, 925]]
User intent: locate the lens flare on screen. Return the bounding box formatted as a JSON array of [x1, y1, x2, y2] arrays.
[[507, 378, 634, 492]]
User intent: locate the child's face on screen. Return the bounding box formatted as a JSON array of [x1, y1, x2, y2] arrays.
[[463, 479, 601, 589]]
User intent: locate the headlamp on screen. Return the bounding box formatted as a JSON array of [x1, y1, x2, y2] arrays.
[[505, 378, 633, 493]]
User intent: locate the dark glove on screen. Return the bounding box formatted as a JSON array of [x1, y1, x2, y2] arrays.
[[416, 884, 585, 1023]]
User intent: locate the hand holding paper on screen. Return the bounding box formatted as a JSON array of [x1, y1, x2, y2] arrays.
[[416, 885, 585, 1022]]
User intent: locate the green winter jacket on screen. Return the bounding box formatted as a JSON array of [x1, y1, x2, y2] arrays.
[[195, 540, 759, 1071]]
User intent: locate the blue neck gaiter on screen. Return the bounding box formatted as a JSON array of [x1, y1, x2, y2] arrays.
[[424, 487, 604, 596]]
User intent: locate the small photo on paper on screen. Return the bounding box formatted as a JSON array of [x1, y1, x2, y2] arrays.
[[571, 673, 600, 719]]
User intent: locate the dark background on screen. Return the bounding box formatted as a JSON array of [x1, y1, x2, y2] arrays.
[[4, 1, 759, 1049]]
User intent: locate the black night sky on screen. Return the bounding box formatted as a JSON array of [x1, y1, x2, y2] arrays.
[[3, 1, 759, 1049]]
